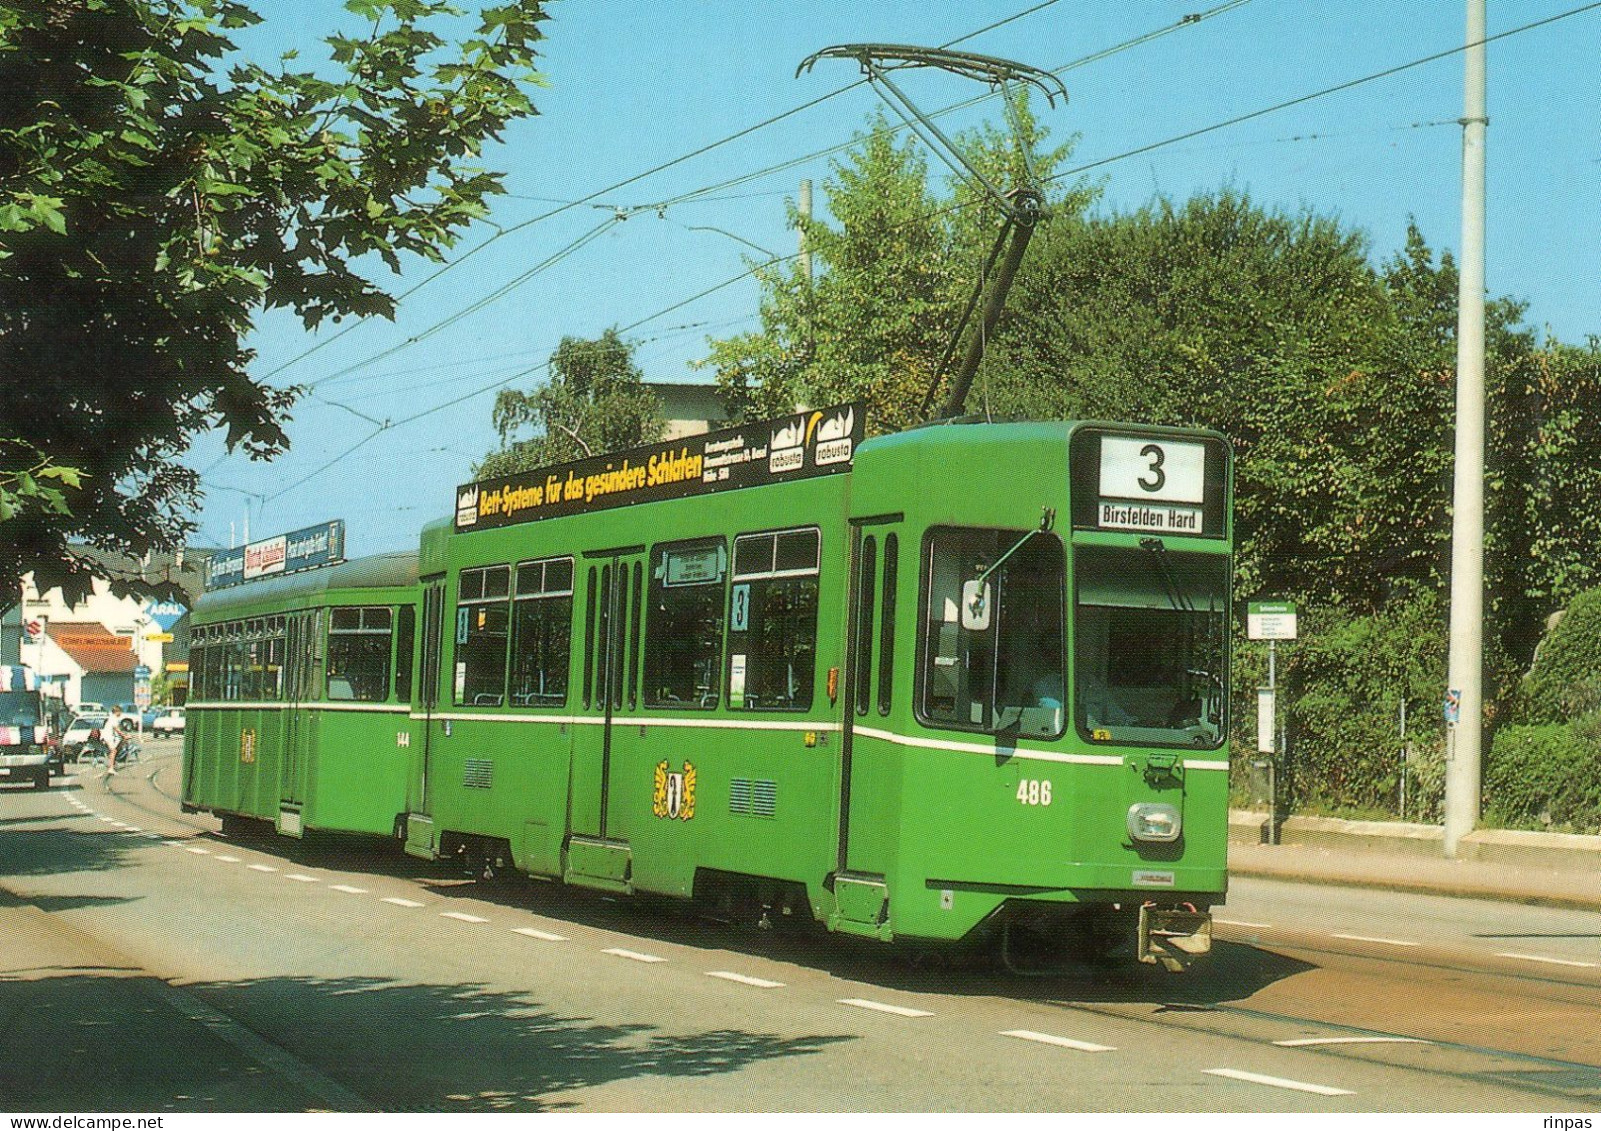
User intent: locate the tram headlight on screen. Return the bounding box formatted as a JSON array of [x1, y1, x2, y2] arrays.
[[1127, 802, 1181, 843]]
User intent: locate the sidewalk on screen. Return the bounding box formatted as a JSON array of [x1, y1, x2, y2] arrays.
[[1228, 810, 1601, 911]]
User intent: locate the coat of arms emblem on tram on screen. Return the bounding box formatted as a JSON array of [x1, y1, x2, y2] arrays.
[[652, 760, 696, 821]]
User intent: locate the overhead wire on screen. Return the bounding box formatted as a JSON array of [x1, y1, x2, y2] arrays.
[[255, 0, 1069, 386], [233, 0, 1601, 507]]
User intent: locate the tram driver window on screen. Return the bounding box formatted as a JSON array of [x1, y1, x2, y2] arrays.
[[326, 606, 393, 702], [644, 539, 726, 709], [454, 565, 510, 707], [728, 528, 820, 712], [917, 527, 1066, 738]]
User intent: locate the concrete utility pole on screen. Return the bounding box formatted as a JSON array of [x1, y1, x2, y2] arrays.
[[1444, 0, 1488, 858]]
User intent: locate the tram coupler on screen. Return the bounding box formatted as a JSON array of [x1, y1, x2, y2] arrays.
[[1137, 903, 1212, 971]]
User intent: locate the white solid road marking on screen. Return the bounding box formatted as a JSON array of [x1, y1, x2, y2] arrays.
[[604, 948, 667, 964], [1332, 933, 1418, 947], [1001, 1029, 1115, 1053], [707, 971, 785, 989], [284, 874, 320, 883], [1205, 1068, 1353, 1097], [329, 885, 368, 894], [512, 927, 568, 942], [440, 911, 488, 924], [247, 864, 278, 873], [838, 998, 933, 1018], [1276, 1037, 1432, 1047], [1215, 918, 1272, 929], [1496, 952, 1598, 969], [381, 897, 425, 908]]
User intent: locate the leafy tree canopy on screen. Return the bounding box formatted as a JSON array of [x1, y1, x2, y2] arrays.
[[701, 99, 1095, 435], [0, 0, 548, 606], [476, 329, 666, 477]]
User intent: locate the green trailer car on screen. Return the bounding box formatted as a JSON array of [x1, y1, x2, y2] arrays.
[[182, 552, 421, 841]]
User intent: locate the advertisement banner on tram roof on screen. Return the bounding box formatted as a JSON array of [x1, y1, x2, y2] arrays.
[[453, 402, 863, 532], [204, 520, 347, 590]]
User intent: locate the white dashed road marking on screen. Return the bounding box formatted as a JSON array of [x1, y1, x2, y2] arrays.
[[382, 897, 425, 908], [214, 855, 241, 863], [1331, 933, 1418, 947], [329, 885, 368, 894], [186, 847, 211, 855], [247, 864, 278, 873], [1275, 1037, 1432, 1047], [1000, 1029, 1115, 1053], [838, 998, 933, 1018], [706, 971, 785, 989], [284, 874, 320, 883], [440, 912, 488, 924], [604, 948, 666, 964], [1496, 952, 1598, 969], [512, 927, 567, 942], [1205, 1068, 1353, 1096]]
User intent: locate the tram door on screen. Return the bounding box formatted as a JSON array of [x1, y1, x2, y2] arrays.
[[279, 607, 321, 833], [413, 579, 446, 815], [837, 520, 903, 889], [566, 549, 645, 883]]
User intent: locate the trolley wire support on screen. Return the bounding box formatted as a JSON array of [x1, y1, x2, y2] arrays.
[[797, 45, 1067, 423]]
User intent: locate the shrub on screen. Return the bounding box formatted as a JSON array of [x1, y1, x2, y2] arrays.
[[1524, 587, 1601, 722], [1483, 721, 1601, 832]]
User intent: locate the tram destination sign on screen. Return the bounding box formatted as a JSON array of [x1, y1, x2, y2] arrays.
[[454, 402, 863, 532], [1069, 427, 1229, 540], [204, 520, 347, 590]]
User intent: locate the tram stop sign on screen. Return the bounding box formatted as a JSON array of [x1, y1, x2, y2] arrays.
[[1247, 601, 1298, 641]]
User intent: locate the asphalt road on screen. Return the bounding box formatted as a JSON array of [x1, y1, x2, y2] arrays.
[[1, 739, 1598, 1113]]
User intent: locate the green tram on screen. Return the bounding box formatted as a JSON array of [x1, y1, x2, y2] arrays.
[[182, 552, 420, 840], [401, 406, 1233, 967]]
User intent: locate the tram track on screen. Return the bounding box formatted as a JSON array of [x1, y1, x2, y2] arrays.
[[66, 749, 1601, 1108]]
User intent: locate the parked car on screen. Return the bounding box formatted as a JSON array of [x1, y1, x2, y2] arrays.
[[60, 712, 109, 761], [75, 701, 105, 715], [151, 707, 185, 735]]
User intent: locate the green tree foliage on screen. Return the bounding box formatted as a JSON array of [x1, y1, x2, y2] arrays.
[[985, 197, 1541, 615], [701, 102, 1093, 436], [0, 0, 547, 605], [476, 329, 666, 477], [1267, 584, 1449, 819], [1522, 339, 1601, 608]]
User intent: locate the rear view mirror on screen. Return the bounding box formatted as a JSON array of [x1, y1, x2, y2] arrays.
[[961, 579, 991, 632]]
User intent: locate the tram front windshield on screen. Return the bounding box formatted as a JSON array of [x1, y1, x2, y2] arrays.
[[1073, 543, 1227, 748]]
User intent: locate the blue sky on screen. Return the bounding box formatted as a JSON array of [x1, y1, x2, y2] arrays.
[[190, 0, 1601, 557]]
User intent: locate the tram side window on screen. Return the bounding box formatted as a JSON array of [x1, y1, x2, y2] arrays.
[[455, 565, 510, 707], [728, 529, 820, 712], [917, 527, 1066, 738], [223, 626, 244, 701], [644, 539, 726, 709], [190, 635, 208, 699], [264, 617, 286, 701], [510, 557, 574, 707], [327, 606, 393, 702]]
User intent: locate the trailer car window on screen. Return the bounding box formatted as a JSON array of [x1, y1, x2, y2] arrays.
[[327, 606, 393, 702]]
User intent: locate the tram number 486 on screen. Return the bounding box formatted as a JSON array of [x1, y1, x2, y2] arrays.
[[1016, 779, 1052, 806]]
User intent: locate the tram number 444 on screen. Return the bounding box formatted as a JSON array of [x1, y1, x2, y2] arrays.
[[1016, 779, 1053, 806]]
